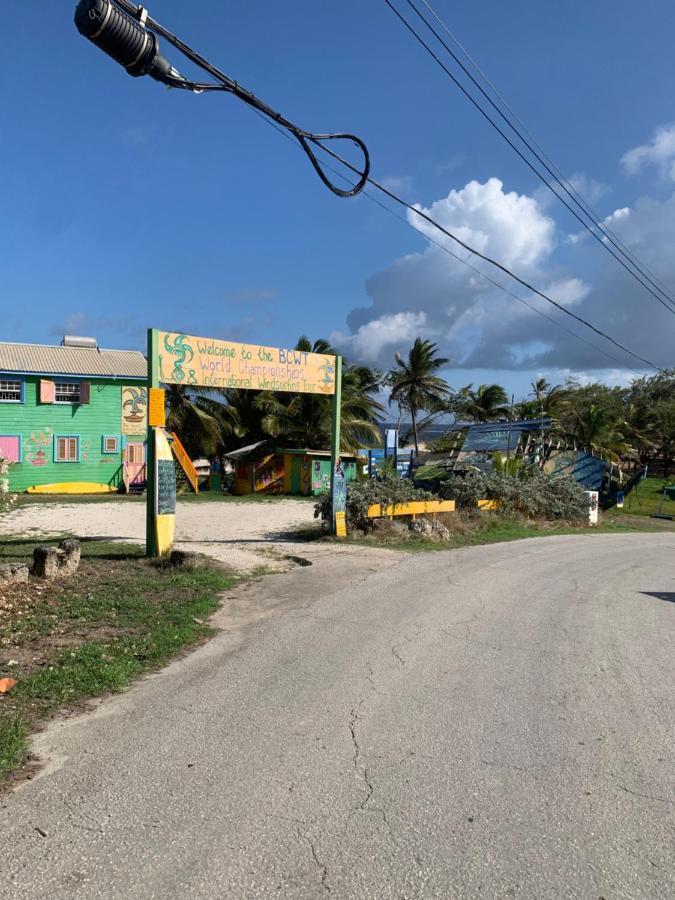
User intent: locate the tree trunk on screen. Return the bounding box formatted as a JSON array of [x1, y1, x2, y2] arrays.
[[411, 404, 419, 457]]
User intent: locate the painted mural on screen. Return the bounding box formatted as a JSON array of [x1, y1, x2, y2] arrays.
[[312, 460, 331, 493], [254, 454, 285, 493], [122, 386, 148, 435], [24, 429, 52, 467], [544, 450, 607, 490]]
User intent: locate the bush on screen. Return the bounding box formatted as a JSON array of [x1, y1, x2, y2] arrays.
[[315, 477, 435, 532], [440, 469, 589, 522]]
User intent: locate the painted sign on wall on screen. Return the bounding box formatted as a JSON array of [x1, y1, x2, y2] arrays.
[[122, 386, 148, 435], [155, 331, 336, 395]]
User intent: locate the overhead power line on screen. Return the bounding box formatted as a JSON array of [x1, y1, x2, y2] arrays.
[[383, 0, 675, 316], [253, 107, 633, 368], [415, 0, 675, 307], [309, 140, 665, 370], [249, 105, 664, 370]]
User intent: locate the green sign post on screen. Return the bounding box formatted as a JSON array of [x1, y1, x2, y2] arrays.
[[329, 355, 344, 532], [146, 328, 159, 558]]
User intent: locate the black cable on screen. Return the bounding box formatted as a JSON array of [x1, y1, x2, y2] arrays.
[[383, 0, 675, 316], [396, 0, 675, 314], [416, 0, 675, 307], [250, 105, 661, 371], [311, 140, 666, 371], [104, 0, 370, 198]]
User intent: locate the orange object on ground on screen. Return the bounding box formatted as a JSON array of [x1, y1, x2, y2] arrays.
[[0, 678, 17, 693]]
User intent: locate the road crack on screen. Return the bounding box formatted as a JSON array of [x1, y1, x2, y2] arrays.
[[348, 709, 396, 843], [391, 645, 405, 667], [297, 826, 331, 893]]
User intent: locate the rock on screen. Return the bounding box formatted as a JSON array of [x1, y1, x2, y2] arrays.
[[32, 540, 81, 579], [58, 539, 81, 576], [0, 563, 29, 586], [409, 518, 434, 536], [371, 518, 408, 537], [409, 518, 451, 541], [431, 519, 451, 541], [32, 546, 60, 579]]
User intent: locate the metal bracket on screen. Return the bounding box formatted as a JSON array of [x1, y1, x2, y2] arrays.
[[138, 6, 149, 27]]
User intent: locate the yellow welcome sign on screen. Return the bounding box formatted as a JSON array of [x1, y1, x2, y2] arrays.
[[155, 331, 336, 395]]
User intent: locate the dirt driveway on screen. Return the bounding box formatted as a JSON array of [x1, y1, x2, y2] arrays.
[[0, 498, 339, 572]]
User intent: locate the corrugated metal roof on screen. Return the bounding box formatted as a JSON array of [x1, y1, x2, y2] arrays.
[[0, 342, 147, 379]]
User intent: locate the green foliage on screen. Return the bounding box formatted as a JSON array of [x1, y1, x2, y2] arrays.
[[490, 452, 527, 477], [168, 336, 384, 459], [453, 383, 510, 422], [315, 477, 434, 532], [440, 469, 589, 521], [388, 338, 451, 454]]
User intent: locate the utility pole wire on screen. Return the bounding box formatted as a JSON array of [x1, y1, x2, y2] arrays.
[[316, 141, 665, 371], [383, 0, 675, 316], [416, 0, 675, 307], [250, 105, 663, 372]]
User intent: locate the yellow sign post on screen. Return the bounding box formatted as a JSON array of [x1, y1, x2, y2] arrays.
[[154, 428, 176, 555]]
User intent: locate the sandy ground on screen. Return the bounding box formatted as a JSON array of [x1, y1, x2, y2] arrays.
[[0, 498, 342, 573]]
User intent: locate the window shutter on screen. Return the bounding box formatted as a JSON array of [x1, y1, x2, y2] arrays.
[[40, 379, 55, 404], [80, 381, 90, 404]]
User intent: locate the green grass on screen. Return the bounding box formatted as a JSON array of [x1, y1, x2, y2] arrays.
[[0, 539, 236, 785], [332, 511, 673, 553], [608, 476, 675, 518]]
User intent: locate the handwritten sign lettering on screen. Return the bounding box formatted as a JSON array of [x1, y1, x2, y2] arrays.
[[155, 332, 336, 395], [156, 459, 176, 516], [148, 388, 166, 428]]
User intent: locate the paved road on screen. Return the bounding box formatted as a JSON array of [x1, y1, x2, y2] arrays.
[[1, 534, 674, 899]]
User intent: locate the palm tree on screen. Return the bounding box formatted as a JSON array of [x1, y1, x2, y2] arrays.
[[258, 337, 383, 452], [530, 378, 567, 416], [166, 385, 237, 458], [454, 383, 509, 423], [565, 403, 636, 463], [388, 338, 451, 455]]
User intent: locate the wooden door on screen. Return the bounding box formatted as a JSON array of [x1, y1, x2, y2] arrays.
[[124, 442, 146, 486]]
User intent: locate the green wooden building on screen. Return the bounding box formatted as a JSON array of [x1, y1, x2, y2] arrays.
[[0, 337, 148, 494]]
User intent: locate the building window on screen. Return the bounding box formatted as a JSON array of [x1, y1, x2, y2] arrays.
[[55, 435, 79, 463], [102, 435, 119, 454], [0, 379, 22, 403], [0, 435, 21, 463], [54, 382, 81, 404]]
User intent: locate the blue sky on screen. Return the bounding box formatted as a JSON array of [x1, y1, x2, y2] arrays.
[[2, 1, 674, 400]]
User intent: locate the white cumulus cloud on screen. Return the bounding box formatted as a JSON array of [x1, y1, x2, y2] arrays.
[[336, 174, 674, 373], [408, 177, 555, 269], [331, 311, 427, 364], [621, 123, 675, 180]]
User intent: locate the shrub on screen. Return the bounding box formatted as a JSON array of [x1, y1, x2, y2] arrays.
[[315, 477, 435, 532], [440, 469, 589, 522]]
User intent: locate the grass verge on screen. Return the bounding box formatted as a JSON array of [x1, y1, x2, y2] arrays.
[[330, 510, 673, 553], [0, 538, 235, 787], [608, 476, 675, 518]]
